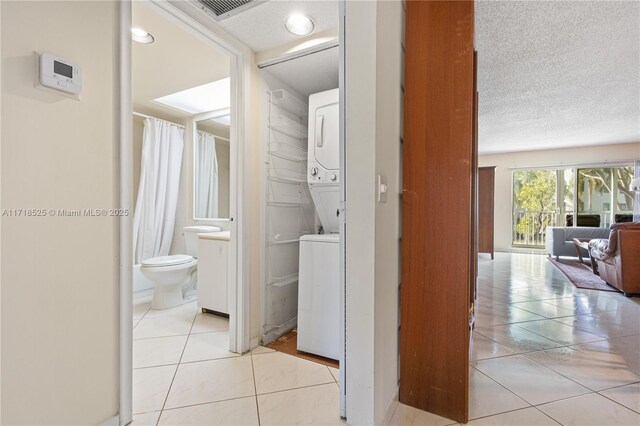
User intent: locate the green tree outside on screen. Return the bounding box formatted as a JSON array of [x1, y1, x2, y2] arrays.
[[577, 167, 634, 213], [513, 170, 556, 244]]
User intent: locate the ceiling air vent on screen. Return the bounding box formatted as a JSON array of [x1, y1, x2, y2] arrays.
[[195, 0, 264, 21]]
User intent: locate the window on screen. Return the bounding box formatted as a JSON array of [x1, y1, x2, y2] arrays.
[[577, 166, 634, 228], [512, 164, 634, 247]]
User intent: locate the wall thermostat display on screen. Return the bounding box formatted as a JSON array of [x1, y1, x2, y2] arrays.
[[40, 52, 82, 95]]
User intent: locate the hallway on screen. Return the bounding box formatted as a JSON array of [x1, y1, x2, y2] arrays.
[[391, 253, 640, 425], [132, 253, 640, 425]]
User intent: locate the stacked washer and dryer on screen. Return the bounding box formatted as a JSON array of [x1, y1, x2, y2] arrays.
[[297, 88, 341, 360]]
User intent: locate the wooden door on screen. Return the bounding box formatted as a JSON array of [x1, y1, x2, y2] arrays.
[[478, 167, 496, 259], [400, 1, 475, 423], [470, 51, 479, 319]]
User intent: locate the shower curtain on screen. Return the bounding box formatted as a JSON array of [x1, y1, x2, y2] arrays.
[[194, 131, 219, 218], [133, 118, 184, 264]]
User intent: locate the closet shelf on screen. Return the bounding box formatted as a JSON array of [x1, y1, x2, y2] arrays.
[[270, 89, 308, 117], [266, 201, 305, 207], [266, 168, 307, 184], [268, 150, 307, 162], [266, 176, 306, 184], [267, 191, 311, 205], [267, 139, 307, 160], [266, 233, 304, 245], [269, 115, 308, 139], [267, 273, 299, 288]]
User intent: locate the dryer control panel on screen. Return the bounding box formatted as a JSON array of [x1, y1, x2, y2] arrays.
[[309, 167, 339, 184]]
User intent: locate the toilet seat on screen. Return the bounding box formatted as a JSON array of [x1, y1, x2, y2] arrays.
[[142, 254, 194, 268]]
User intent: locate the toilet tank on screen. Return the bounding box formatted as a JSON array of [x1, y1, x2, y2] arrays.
[[184, 226, 221, 257]]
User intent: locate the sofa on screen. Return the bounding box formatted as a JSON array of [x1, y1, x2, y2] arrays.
[[589, 223, 640, 296], [546, 226, 610, 260]]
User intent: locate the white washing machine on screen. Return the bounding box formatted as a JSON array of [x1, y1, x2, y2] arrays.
[[297, 234, 340, 360], [297, 88, 341, 359]]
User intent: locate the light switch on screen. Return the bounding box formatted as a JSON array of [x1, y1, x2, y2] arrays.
[[378, 174, 388, 203]]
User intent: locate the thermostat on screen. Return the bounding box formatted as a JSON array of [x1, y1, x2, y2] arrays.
[[40, 52, 82, 95]]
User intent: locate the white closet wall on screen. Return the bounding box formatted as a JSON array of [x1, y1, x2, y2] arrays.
[[262, 89, 315, 344]]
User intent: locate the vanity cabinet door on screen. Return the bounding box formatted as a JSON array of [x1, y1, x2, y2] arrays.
[[197, 239, 228, 314]]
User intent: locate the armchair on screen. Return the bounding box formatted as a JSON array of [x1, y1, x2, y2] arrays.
[[589, 222, 640, 296]]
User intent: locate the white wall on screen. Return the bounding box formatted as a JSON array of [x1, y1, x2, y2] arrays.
[[1, 1, 119, 424], [479, 142, 640, 251], [345, 0, 403, 423]]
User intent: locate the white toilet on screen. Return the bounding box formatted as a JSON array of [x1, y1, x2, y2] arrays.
[[141, 225, 221, 309]]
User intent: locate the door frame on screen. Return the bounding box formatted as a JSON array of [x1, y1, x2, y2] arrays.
[[338, 0, 347, 418], [118, 1, 251, 424]]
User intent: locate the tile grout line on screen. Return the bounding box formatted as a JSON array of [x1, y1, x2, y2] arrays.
[[132, 306, 245, 422], [472, 283, 640, 413], [475, 341, 607, 398], [468, 365, 533, 420], [250, 351, 261, 426], [475, 332, 640, 413], [473, 318, 622, 360], [596, 385, 640, 415], [531, 403, 565, 425], [509, 321, 608, 346], [518, 350, 638, 395], [150, 395, 259, 417], [325, 365, 339, 384], [254, 381, 342, 398], [154, 311, 199, 425]]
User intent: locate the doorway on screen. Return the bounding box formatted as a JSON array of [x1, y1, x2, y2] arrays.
[[121, 1, 247, 424], [120, 1, 346, 424]]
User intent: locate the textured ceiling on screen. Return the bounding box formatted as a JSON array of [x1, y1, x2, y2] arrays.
[[476, 1, 640, 154], [218, 0, 339, 52], [132, 2, 230, 121], [261, 46, 339, 97]]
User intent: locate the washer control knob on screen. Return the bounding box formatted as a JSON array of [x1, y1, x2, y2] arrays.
[[330, 174, 337, 181], [310, 167, 319, 176]]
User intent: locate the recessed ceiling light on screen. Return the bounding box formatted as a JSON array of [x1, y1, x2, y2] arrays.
[[284, 14, 315, 36], [131, 27, 154, 44]]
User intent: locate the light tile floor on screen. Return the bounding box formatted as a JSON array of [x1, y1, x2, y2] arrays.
[[133, 252, 639, 425], [391, 253, 640, 425], [131, 299, 342, 425]]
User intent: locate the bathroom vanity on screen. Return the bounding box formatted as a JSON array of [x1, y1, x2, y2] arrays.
[[197, 231, 230, 315]]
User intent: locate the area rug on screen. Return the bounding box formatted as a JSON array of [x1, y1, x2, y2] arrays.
[[548, 257, 618, 292]]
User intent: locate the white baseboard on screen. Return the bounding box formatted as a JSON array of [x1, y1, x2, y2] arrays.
[[102, 414, 120, 426], [382, 386, 400, 425]]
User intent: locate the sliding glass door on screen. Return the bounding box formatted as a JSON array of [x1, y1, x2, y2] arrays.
[[512, 164, 634, 247]]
